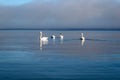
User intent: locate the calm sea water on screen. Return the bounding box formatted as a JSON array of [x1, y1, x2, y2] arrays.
[[0, 30, 120, 80]]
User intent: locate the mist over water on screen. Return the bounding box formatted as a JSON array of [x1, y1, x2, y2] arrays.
[[0, 30, 120, 80]]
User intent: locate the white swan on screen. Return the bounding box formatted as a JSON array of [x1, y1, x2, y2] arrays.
[[80, 33, 85, 40], [59, 33, 64, 40], [51, 35, 56, 39], [40, 32, 48, 41]]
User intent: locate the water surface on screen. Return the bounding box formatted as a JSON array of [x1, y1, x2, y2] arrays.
[[0, 30, 120, 80]]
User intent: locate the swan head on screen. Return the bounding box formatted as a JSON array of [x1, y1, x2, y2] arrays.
[[51, 35, 56, 39], [60, 33, 62, 35], [40, 31, 42, 38], [40, 31, 42, 34]]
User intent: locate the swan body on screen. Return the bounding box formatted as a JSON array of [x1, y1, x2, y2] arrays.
[[81, 39, 85, 46], [59, 33, 64, 40], [40, 37, 48, 41], [80, 33, 85, 40], [51, 35, 56, 39], [40, 32, 48, 41]]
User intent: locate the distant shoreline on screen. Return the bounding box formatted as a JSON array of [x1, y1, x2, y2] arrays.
[[0, 28, 120, 31]]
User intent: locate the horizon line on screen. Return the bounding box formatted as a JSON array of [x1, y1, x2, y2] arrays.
[[0, 28, 120, 31]]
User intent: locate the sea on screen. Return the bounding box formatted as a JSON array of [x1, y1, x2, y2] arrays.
[[0, 29, 120, 80]]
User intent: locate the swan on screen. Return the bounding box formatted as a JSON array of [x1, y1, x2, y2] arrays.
[[40, 32, 48, 41], [80, 33, 85, 40], [59, 33, 64, 40], [51, 35, 56, 39]]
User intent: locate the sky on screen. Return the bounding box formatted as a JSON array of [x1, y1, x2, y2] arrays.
[[0, 0, 120, 29]]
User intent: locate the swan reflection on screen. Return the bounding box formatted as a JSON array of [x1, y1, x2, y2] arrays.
[[40, 40, 48, 50], [52, 39, 55, 44], [60, 39, 63, 44]]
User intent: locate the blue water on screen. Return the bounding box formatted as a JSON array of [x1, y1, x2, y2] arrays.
[[0, 30, 120, 80]]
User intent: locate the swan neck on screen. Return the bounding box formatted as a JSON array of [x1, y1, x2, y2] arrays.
[[81, 33, 84, 37], [40, 32, 42, 38]]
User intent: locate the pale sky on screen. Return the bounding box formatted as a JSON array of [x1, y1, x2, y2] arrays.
[[0, 0, 120, 29]]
